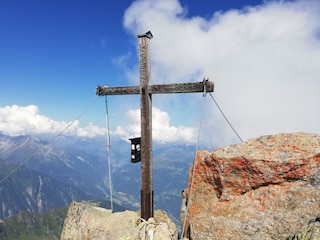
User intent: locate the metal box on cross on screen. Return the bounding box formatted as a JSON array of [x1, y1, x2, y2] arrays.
[[129, 137, 141, 163]]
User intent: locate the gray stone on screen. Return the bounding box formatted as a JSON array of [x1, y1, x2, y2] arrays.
[[61, 201, 178, 240]]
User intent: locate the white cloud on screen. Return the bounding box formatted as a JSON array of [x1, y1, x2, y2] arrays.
[[123, 0, 320, 147], [76, 123, 106, 138], [0, 105, 105, 138], [114, 107, 198, 144]]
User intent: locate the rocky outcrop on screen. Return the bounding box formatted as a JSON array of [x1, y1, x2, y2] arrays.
[[181, 132, 320, 240], [61, 201, 178, 240]]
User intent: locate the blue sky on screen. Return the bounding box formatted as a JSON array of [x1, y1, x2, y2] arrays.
[[0, 0, 319, 147]]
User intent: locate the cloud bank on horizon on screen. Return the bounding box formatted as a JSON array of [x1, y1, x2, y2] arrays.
[[0, 105, 104, 138], [0, 104, 197, 144], [1, 0, 319, 147]]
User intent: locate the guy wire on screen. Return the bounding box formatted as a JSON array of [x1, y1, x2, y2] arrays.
[[180, 87, 207, 239], [0, 95, 98, 185], [105, 95, 114, 212], [209, 92, 243, 142]]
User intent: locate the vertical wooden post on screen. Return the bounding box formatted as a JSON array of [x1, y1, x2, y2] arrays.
[[138, 31, 153, 220]]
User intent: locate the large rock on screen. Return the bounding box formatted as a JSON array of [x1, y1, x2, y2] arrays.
[[181, 132, 320, 240], [61, 201, 178, 240]]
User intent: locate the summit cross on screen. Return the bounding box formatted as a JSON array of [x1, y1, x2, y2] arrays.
[[96, 31, 214, 220]]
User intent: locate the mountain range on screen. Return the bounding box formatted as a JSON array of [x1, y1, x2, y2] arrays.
[[0, 132, 200, 225], [0, 158, 93, 219]]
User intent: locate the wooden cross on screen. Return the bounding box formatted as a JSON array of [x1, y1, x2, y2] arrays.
[[96, 31, 214, 220]]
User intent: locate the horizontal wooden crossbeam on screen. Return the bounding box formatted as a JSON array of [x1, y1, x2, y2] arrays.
[[96, 80, 214, 96]]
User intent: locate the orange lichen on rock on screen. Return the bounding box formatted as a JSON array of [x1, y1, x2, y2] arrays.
[[182, 132, 320, 240]]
